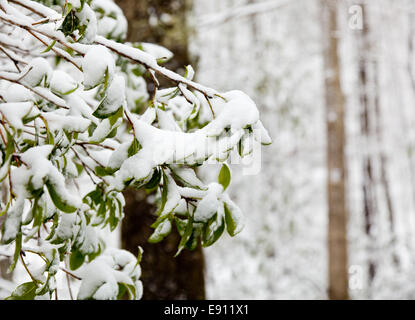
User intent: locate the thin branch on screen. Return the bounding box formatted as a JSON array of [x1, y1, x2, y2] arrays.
[[76, 142, 115, 151], [25, 29, 81, 71], [78, 144, 106, 167], [5, 0, 220, 101], [59, 267, 81, 281], [0, 46, 21, 72], [94, 36, 218, 98], [0, 71, 69, 109], [20, 251, 39, 284]]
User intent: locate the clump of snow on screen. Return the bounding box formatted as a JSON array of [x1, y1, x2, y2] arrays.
[[194, 183, 223, 222], [50, 70, 78, 96], [1, 84, 34, 102], [77, 4, 98, 43], [77, 248, 142, 300], [0, 102, 33, 129], [96, 75, 125, 115], [82, 45, 115, 89], [19, 145, 82, 209], [204, 90, 260, 137], [21, 57, 52, 87]]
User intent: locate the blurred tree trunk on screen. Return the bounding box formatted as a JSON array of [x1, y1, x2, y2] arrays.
[[357, 5, 399, 290], [115, 0, 206, 300], [371, 43, 398, 269], [407, 12, 415, 219], [406, 11, 415, 254], [357, 4, 377, 287], [321, 0, 349, 300], [374, 62, 399, 268], [115, 0, 192, 77], [408, 11, 415, 95]]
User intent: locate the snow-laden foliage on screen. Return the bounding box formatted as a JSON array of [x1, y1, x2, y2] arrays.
[[0, 0, 269, 299]]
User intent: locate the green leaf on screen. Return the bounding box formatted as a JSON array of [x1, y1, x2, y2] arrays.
[[31, 200, 44, 228], [156, 171, 168, 216], [127, 138, 140, 157], [117, 283, 136, 300], [58, 9, 80, 37], [52, 83, 79, 96], [125, 284, 137, 300], [0, 201, 10, 217], [45, 181, 77, 213], [108, 106, 124, 126], [45, 213, 59, 242], [6, 282, 37, 300], [92, 80, 124, 119], [0, 157, 11, 183], [202, 214, 225, 247], [8, 232, 22, 272], [88, 122, 97, 137], [69, 249, 85, 270], [117, 283, 127, 300], [174, 217, 187, 237], [148, 218, 172, 243], [41, 39, 56, 53], [87, 242, 102, 262], [35, 273, 54, 297], [94, 166, 116, 177], [5, 130, 15, 161], [170, 167, 204, 189], [106, 203, 120, 232], [93, 102, 122, 119], [83, 188, 103, 206], [0, 130, 14, 183], [224, 202, 243, 237], [185, 226, 202, 251], [144, 168, 161, 190], [175, 214, 194, 257], [26, 176, 44, 199], [131, 66, 145, 77], [218, 163, 231, 190], [136, 246, 143, 265]]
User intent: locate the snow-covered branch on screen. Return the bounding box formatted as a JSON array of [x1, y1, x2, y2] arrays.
[[0, 0, 270, 301]]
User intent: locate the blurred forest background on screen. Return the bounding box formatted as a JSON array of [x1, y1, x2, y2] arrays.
[[2, 0, 415, 300], [115, 0, 415, 300], [190, 0, 415, 300]]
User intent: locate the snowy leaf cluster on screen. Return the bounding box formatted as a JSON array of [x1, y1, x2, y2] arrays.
[[0, 0, 269, 299]]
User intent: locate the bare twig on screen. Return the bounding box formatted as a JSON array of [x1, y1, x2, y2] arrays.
[[59, 267, 81, 281], [0, 46, 21, 72]]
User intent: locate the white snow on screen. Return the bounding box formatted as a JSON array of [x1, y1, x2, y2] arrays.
[[82, 45, 115, 89]]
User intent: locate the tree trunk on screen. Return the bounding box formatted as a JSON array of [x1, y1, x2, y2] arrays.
[[321, 0, 349, 300], [114, 0, 206, 300], [122, 189, 205, 300], [356, 4, 377, 287], [115, 0, 192, 77]]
